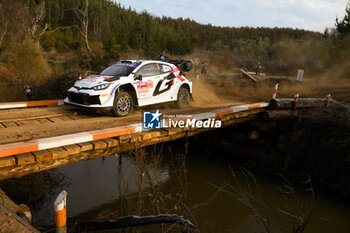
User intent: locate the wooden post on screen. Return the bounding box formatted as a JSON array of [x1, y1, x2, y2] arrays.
[[326, 94, 331, 107], [268, 83, 279, 109], [54, 191, 67, 233], [272, 83, 279, 99], [292, 93, 299, 111], [297, 69, 304, 81]]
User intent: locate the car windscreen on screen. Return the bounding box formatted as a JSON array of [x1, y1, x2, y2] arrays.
[[100, 64, 136, 76]]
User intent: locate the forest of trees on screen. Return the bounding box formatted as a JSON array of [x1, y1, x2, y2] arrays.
[[0, 0, 323, 58], [0, 0, 349, 99]]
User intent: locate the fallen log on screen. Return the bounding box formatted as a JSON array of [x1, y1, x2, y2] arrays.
[[240, 69, 257, 82], [75, 214, 195, 231]]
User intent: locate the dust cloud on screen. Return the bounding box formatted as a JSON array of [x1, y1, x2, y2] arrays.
[[190, 79, 244, 107], [190, 74, 350, 107]]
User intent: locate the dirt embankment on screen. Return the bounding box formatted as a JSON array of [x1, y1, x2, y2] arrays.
[[189, 104, 350, 201], [190, 75, 350, 106]]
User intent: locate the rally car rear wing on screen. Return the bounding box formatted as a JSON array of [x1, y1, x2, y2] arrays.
[[167, 60, 193, 72]]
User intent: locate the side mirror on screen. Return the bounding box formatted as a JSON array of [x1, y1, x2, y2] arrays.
[[134, 74, 142, 80]]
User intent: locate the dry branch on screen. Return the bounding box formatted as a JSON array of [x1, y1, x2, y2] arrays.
[[0, 21, 8, 49], [29, 2, 46, 38], [74, 0, 91, 53], [76, 214, 195, 231]]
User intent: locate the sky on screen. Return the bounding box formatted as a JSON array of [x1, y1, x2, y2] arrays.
[[116, 0, 348, 32]]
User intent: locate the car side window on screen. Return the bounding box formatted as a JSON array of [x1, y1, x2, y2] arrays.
[[159, 64, 172, 74], [136, 64, 160, 77]]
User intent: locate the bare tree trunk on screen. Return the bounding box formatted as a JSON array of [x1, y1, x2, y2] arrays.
[[74, 0, 91, 54], [0, 21, 8, 50], [48, 0, 52, 25], [29, 1, 46, 38], [60, 1, 64, 20]]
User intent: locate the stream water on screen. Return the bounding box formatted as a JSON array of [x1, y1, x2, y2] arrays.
[[2, 119, 350, 233], [19, 141, 350, 233]]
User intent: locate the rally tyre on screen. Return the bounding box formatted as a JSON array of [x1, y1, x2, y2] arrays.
[[113, 92, 133, 117], [176, 87, 190, 107]]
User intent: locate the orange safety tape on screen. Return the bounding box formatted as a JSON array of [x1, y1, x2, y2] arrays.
[[248, 104, 261, 109], [91, 127, 136, 140], [214, 110, 234, 117], [0, 144, 39, 157], [27, 100, 59, 107], [55, 207, 66, 227]]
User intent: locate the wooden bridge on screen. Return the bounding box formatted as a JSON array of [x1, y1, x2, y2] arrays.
[[0, 93, 333, 232], [0, 95, 333, 181], [0, 100, 271, 180]]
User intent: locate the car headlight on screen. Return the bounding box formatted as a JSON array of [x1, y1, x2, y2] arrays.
[[93, 83, 110, 90]]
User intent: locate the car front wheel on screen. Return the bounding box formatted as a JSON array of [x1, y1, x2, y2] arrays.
[[113, 92, 133, 117]]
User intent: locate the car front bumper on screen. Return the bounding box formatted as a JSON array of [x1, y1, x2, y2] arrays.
[[65, 87, 115, 108], [64, 98, 113, 110]]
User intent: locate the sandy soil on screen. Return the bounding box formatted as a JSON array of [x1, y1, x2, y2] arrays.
[[0, 78, 349, 145]]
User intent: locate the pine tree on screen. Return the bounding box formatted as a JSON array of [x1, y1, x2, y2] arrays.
[[336, 1, 350, 35]]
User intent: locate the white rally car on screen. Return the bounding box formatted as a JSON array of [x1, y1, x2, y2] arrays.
[[64, 60, 193, 117]]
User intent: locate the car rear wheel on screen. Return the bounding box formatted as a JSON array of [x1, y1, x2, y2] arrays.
[[113, 92, 133, 117], [176, 87, 190, 107]]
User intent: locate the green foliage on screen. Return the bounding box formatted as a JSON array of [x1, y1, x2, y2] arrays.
[[329, 0, 350, 73], [229, 38, 271, 59], [1, 40, 51, 86], [40, 28, 79, 52], [6, 0, 320, 59], [0, 0, 346, 79], [105, 33, 120, 59], [336, 2, 350, 35]]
